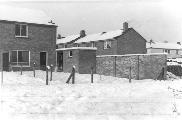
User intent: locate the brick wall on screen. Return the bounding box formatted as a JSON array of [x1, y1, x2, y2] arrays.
[[116, 55, 138, 79], [117, 28, 147, 55], [96, 54, 167, 80], [62, 49, 96, 74], [79, 50, 96, 74], [96, 40, 118, 55], [63, 50, 79, 73], [0, 21, 57, 70], [96, 56, 115, 76]]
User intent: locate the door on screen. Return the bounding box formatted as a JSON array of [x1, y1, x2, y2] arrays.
[[40, 52, 47, 70], [57, 51, 63, 71], [3, 52, 9, 71]]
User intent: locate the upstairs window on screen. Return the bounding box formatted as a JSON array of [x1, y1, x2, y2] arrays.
[[104, 40, 111, 49], [15, 24, 28, 37], [64, 44, 67, 48], [76, 44, 80, 47]]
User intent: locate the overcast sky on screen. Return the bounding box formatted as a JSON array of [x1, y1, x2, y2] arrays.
[[1, 0, 182, 43]]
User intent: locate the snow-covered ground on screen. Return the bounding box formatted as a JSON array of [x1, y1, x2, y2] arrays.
[[1, 70, 182, 120]]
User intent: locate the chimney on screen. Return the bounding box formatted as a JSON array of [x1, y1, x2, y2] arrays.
[[177, 42, 181, 45], [123, 22, 128, 32], [57, 34, 61, 39], [80, 30, 86, 37]]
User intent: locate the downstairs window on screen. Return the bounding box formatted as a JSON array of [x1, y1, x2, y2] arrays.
[[10, 50, 30, 66]]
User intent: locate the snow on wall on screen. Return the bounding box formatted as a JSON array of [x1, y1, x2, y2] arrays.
[[96, 54, 167, 80]]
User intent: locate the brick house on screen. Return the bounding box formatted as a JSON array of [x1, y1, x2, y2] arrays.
[[0, 6, 57, 71], [74, 22, 147, 55], [56, 22, 147, 70], [56, 30, 86, 70], [56, 30, 86, 49]]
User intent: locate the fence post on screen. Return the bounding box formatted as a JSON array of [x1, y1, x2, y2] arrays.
[[129, 66, 132, 83], [46, 66, 49, 85], [9, 63, 11, 72], [20, 63, 23, 75], [137, 55, 140, 80], [113, 56, 116, 77], [66, 66, 75, 84], [33, 62, 36, 77], [1, 53, 3, 86], [1, 68, 3, 86], [50, 64, 53, 81], [72, 66, 75, 84], [91, 66, 94, 83]]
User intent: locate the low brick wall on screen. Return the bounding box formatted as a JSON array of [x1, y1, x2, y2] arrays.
[[96, 54, 167, 80]]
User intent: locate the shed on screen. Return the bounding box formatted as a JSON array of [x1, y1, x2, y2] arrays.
[[56, 47, 97, 74]]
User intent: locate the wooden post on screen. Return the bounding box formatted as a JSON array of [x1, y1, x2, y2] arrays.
[[33, 62, 36, 77], [137, 55, 140, 80], [91, 66, 93, 83], [162, 67, 165, 80], [9, 63, 11, 72], [66, 72, 73, 84], [1, 53, 3, 86], [46, 66, 49, 85], [1, 68, 3, 86], [20, 63, 23, 75], [129, 66, 132, 83], [66, 66, 75, 84], [50, 64, 53, 81], [113, 56, 116, 77], [72, 66, 75, 84]]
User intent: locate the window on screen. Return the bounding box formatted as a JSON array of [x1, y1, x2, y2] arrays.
[[104, 40, 111, 49], [10, 50, 30, 66], [176, 50, 179, 55], [69, 51, 73, 57], [76, 44, 80, 47], [91, 42, 95, 47], [15, 24, 28, 37], [164, 49, 170, 54], [64, 44, 67, 48]]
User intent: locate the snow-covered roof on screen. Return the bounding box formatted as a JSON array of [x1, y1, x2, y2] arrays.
[[56, 34, 80, 44], [0, 5, 55, 25], [98, 29, 123, 41], [75, 29, 123, 43], [146, 42, 182, 50], [75, 33, 102, 43], [56, 47, 97, 51]]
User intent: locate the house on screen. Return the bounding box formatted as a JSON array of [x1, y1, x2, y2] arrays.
[[146, 42, 182, 58], [56, 30, 86, 48], [56, 22, 147, 71], [74, 22, 147, 55], [56, 30, 86, 70], [0, 5, 57, 71]]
